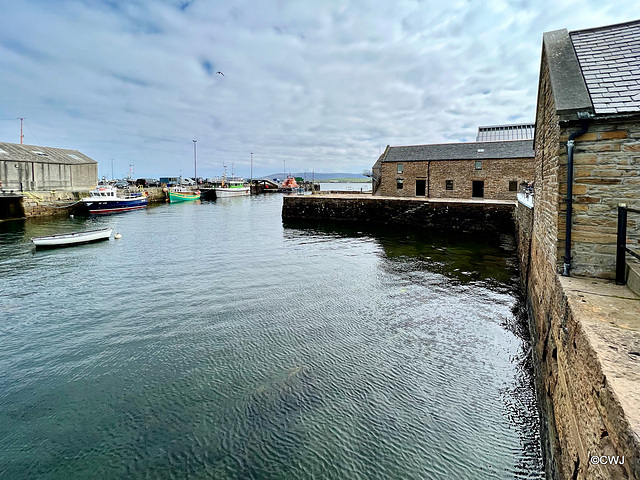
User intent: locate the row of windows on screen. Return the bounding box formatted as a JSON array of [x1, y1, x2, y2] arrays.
[[396, 161, 484, 174], [397, 179, 519, 191]]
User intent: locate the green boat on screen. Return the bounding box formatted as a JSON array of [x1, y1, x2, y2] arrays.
[[167, 188, 201, 202]]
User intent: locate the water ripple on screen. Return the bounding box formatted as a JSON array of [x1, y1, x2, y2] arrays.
[[0, 196, 544, 479]]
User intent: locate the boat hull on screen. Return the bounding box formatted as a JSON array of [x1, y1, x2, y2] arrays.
[[168, 191, 201, 202], [214, 187, 250, 197], [82, 197, 147, 214], [31, 227, 113, 248]]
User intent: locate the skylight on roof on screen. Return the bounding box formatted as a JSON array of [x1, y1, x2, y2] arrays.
[[0, 148, 6, 155], [32, 151, 48, 156], [67, 154, 81, 160]]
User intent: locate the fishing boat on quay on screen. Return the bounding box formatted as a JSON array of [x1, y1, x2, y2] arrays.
[[82, 185, 147, 214], [31, 227, 113, 248], [167, 186, 201, 202]]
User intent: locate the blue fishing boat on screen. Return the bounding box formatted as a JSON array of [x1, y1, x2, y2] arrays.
[[82, 185, 147, 214]]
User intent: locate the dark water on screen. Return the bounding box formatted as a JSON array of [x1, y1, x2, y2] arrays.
[[0, 194, 544, 479]]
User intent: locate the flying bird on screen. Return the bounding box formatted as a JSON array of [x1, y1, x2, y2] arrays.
[[216, 71, 225, 77]]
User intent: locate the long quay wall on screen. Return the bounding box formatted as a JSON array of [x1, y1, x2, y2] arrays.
[[282, 194, 516, 233]]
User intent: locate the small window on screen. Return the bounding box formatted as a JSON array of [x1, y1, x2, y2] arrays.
[[396, 179, 404, 190], [475, 160, 482, 170], [509, 181, 518, 192], [397, 163, 404, 174], [445, 180, 453, 191]]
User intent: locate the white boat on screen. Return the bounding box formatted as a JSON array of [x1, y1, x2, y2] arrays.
[[82, 185, 147, 214], [213, 179, 250, 197], [31, 227, 113, 248]]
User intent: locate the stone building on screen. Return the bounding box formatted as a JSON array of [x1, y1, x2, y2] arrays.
[[372, 125, 534, 199], [533, 20, 640, 280], [0, 142, 98, 192], [523, 19, 640, 480]]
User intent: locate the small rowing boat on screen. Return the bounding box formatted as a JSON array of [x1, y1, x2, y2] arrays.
[[31, 227, 113, 248]]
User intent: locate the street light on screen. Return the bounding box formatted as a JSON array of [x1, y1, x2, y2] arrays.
[[193, 139, 197, 186], [250, 152, 253, 182]]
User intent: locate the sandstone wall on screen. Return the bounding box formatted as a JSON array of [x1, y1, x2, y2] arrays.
[[378, 157, 533, 200], [523, 52, 640, 480], [20, 191, 84, 217], [559, 120, 640, 279]]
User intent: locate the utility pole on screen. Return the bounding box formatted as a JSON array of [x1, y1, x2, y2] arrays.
[[193, 139, 197, 186], [18, 118, 24, 144]]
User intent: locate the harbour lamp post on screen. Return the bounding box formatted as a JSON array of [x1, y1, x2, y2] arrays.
[[250, 152, 253, 182], [193, 139, 197, 186]]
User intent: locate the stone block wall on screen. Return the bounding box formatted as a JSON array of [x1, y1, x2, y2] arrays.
[[559, 120, 640, 279], [282, 195, 516, 233], [20, 191, 83, 217], [378, 157, 533, 200], [524, 49, 640, 480]]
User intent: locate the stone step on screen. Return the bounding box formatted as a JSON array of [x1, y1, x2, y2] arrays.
[[627, 259, 640, 296]]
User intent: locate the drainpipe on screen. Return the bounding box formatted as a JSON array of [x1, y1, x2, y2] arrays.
[[427, 161, 431, 198], [563, 116, 590, 276]]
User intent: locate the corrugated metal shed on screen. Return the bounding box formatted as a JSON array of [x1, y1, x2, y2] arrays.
[[0, 142, 97, 165]]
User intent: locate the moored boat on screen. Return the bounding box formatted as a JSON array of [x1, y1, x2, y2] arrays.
[[82, 185, 147, 214], [167, 187, 201, 202], [31, 227, 113, 248], [280, 176, 298, 190], [214, 181, 250, 197]]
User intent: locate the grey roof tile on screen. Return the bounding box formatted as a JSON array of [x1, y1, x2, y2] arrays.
[[571, 20, 640, 115], [381, 140, 534, 163]]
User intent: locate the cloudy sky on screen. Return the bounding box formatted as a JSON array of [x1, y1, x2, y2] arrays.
[[1, 1, 639, 179]]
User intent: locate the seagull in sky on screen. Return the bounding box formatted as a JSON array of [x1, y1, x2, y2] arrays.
[[217, 71, 225, 77]]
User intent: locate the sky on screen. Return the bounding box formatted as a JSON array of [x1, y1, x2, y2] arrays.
[[1, 1, 639, 180]]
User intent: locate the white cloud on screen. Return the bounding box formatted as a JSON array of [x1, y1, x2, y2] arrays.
[[0, 0, 639, 178]]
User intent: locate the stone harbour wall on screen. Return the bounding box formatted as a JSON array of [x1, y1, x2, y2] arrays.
[[282, 195, 516, 233], [20, 191, 84, 218]]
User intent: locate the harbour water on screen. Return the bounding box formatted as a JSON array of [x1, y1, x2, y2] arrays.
[[0, 194, 544, 479]]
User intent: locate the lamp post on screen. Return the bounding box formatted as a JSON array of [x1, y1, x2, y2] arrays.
[[193, 139, 197, 187], [250, 152, 253, 182]]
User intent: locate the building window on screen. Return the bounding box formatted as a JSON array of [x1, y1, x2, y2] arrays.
[[475, 160, 482, 170], [397, 163, 404, 174], [396, 179, 403, 190], [445, 180, 453, 190], [509, 180, 518, 192]]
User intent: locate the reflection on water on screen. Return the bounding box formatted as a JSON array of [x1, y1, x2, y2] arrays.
[[0, 195, 544, 479]]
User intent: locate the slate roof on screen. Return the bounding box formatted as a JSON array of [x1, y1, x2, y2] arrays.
[[571, 20, 640, 115], [380, 140, 533, 163], [476, 123, 535, 141], [0, 142, 97, 165]]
